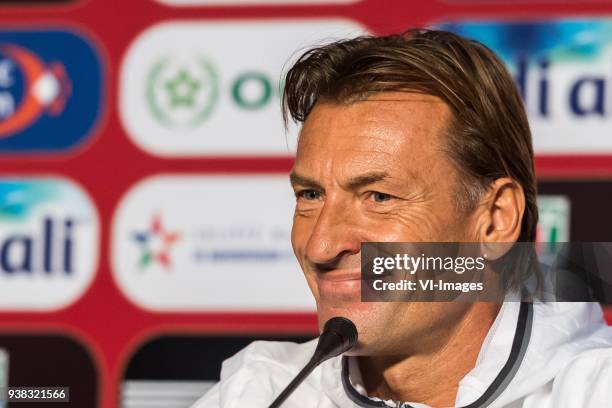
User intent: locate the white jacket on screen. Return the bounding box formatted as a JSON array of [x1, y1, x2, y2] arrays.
[[192, 302, 612, 407]]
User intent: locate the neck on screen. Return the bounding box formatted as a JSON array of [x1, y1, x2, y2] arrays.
[[358, 302, 501, 407]]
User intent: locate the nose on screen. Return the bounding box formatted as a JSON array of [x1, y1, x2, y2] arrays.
[[305, 197, 361, 267]]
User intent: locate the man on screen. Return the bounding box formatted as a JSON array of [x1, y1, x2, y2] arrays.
[[193, 29, 612, 407]]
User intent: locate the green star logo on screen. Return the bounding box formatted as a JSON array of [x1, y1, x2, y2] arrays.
[[146, 56, 219, 128], [165, 69, 201, 108]]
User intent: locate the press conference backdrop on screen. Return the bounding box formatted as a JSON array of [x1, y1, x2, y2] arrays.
[[0, 1, 611, 407]]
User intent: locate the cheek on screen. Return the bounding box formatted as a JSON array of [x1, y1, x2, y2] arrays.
[[290, 214, 319, 277], [291, 220, 320, 299], [291, 215, 310, 255]]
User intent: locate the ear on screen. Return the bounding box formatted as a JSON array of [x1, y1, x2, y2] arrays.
[[475, 177, 525, 244]]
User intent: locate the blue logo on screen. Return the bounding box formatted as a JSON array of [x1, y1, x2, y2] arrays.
[[0, 29, 103, 153], [0, 179, 97, 276], [438, 20, 612, 119]]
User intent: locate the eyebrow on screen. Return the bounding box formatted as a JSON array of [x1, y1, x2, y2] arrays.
[[289, 172, 321, 189], [289, 171, 390, 191], [345, 172, 389, 190]]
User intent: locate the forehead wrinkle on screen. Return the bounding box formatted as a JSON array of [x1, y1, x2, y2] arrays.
[[333, 156, 425, 193], [296, 94, 451, 193], [300, 108, 423, 154], [343, 141, 427, 181], [297, 141, 436, 193]]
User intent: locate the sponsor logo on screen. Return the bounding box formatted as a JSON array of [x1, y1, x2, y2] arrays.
[[0, 29, 103, 153], [146, 56, 218, 128], [132, 214, 180, 270], [120, 20, 366, 156], [536, 195, 570, 259], [439, 20, 612, 154], [111, 175, 315, 311], [537, 195, 570, 243], [0, 178, 98, 310]]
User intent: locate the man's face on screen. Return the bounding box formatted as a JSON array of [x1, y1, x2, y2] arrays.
[[290, 92, 480, 355]]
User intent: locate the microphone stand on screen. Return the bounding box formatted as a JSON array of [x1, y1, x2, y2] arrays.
[[268, 355, 320, 408]]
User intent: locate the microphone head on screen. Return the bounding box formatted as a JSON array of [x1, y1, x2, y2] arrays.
[[311, 317, 358, 363], [323, 316, 358, 351]]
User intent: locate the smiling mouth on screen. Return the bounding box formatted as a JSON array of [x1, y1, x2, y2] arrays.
[[315, 268, 400, 283], [317, 270, 362, 282]]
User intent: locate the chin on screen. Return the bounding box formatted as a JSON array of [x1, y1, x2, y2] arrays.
[[317, 300, 371, 326], [316, 301, 384, 353]]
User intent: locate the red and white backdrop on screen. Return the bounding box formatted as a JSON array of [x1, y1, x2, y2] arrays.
[[0, 0, 612, 407]]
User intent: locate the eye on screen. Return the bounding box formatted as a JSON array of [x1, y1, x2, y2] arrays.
[[296, 189, 321, 201], [371, 191, 393, 202]]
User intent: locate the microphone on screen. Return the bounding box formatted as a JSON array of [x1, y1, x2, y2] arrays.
[[268, 317, 358, 408]]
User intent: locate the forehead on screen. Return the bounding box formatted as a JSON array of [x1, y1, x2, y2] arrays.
[[295, 92, 452, 173]]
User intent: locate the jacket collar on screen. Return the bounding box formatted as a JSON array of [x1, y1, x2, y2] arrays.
[[321, 301, 611, 408], [330, 302, 532, 408]]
